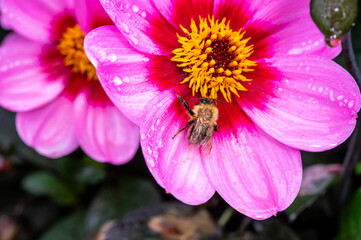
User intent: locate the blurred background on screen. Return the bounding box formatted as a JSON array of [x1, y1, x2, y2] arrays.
[[1, 8, 361, 240]]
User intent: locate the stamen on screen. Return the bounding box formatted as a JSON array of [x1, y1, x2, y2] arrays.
[[171, 16, 256, 102], [58, 24, 97, 81]]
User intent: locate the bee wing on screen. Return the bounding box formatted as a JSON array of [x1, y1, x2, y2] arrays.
[[201, 135, 213, 156]]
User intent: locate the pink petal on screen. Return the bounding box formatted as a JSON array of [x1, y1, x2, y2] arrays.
[[214, 0, 340, 59], [299, 164, 341, 196], [99, 0, 178, 55], [85, 26, 181, 125], [74, 0, 113, 34], [140, 90, 215, 204], [15, 79, 84, 158], [1, 0, 73, 43], [239, 55, 361, 152], [202, 103, 302, 220], [84, 26, 133, 68], [0, 0, 12, 30], [152, 0, 213, 31], [212, 0, 255, 32], [74, 82, 139, 165], [0, 34, 70, 112]]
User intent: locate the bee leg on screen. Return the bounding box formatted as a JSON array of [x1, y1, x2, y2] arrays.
[[172, 119, 196, 139], [173, 90, 195, 116], [214, 125, 219, 132]]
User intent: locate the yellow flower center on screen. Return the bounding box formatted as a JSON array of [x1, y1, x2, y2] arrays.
[[58, 24, 97, 81], [172, 16, 256, 102]]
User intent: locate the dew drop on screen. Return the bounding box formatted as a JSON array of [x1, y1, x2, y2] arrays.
[[141, 11, 147, 18], [288, 48, 303, 55], [132, 5, 140, 12], [147, 158, 155, 168], [337, 95, 344, 100], [349, 119, 356, 125], [297, 62, 303, 71], [108, 53, 117, 62], [147, 146, 153, 154], [123, 76, 130, 83], [99, 50, 106, 62], [141, 133, 146, 140], [129, 34, 139, 45], [121, 23, 130, 33], [113, 76, 122, 86], [325, 37, 340, 47], [330, 90, 335, 101]]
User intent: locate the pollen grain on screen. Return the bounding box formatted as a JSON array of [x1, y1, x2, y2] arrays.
[[171, 16, 256, 102], [58, 24, 97, 81]]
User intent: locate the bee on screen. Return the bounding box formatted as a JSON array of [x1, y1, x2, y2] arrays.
[[172, 90, 223, 154]]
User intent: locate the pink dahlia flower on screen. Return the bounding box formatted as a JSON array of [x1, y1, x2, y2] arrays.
[[0, 0, 139, 164], [84, 0, 361, 219]]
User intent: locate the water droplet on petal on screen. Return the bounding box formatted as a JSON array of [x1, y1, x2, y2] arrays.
[[121, 23, 130, 33], [108, 53, 117, 62], [113, 76, 122, 86], [99, 50, 106, 62], [147, 146, 153, 154], [132, 5, 140, 12], [123, 76, 130, 83], [147, 158, 155, 168], [129, 34, 139, 45]]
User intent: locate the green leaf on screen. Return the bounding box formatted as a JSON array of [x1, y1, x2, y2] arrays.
[[76, 165, 106, 185], [39, 210, 86, 240], [85, 176, 161, 234], [55, 155, 106, 185], [335, 187, 361, 240], [355, 162, 361, 176], [22, 171, 76, 205]]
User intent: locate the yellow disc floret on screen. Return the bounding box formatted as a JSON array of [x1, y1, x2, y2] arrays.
[[58, 24, 97, 81], [171, 16, 256, 102]]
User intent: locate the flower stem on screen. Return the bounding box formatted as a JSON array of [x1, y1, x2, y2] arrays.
[[217, 207, 235, 228], [341, 31, 361, 84], [338, 31, 361, 209]]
